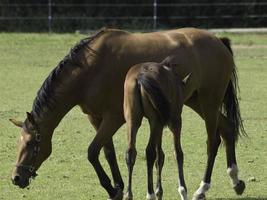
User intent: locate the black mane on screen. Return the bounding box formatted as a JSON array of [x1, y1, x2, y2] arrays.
[[31, 28, 106, 119]]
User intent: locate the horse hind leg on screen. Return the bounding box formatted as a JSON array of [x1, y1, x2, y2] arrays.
[[186, 95, 244, 199], [124, 79, 144, 200], [146, 119, 164, 200], [155, 143, 165, 200], [169, 116, 188, 200], [124, 119, 142, 200], [140, 89, 165, 200], [192, 127, 221, 200], [189, 96, 221, 200], [218, 114, 246, 195], [227, 164, 246, 195], [185, 95, 212, 199]]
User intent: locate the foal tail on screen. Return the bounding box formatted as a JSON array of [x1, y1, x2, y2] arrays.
[[137, 73, 170, 125], [220, 37, 246, 141]]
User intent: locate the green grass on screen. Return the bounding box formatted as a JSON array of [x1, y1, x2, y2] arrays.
[[0, 32, 267, 200]]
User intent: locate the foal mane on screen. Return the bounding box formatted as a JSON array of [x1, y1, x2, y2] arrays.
[[31, 28, 106, 120]]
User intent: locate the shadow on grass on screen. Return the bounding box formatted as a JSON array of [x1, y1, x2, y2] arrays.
[[210, 198, 267, 200]]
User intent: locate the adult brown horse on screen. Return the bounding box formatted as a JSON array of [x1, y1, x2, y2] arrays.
[[10, 28, 246, 200], [123, 59, 190, 200]]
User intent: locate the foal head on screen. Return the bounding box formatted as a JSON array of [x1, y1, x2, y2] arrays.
[[10, 112, 52, 188]]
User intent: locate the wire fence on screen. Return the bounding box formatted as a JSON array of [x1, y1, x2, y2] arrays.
[[0, 1, 267, 32]]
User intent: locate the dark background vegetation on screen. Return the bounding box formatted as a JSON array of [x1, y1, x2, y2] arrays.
[[0, 0, 267, 32]]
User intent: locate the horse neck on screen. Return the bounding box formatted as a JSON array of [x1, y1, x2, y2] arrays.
[[36, 97, 76, 134], [32, 64, 84, 135]]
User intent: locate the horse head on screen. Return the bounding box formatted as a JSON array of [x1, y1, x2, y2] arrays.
[[10, 112, 52, 188]]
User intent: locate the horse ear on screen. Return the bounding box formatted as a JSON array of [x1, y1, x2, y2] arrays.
[[9, 119, 23, 128], [162, 55, 178, 68], [26, 112, 35, 125], [182, 73, 191, 85]]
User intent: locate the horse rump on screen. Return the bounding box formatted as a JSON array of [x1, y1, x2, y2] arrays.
[[137, 73, 171, 126]]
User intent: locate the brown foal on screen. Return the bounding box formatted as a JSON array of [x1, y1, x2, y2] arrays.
[[124, 59, 190, 200]]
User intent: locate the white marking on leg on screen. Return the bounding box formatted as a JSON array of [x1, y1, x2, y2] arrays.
[[227, 164, 240, 186], [155, 187, 162, 197], [146, 192, 156, 200], [193, 181, 210, 198], [178, 186, 188, 200]]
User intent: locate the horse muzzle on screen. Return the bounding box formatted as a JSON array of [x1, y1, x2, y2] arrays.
[[11, 166, 38, 189], [11, 174, 30, 188]]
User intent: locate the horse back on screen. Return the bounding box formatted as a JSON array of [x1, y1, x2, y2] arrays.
[[82, 28, 234, 115]]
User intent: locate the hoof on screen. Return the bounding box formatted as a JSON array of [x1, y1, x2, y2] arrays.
[[234, 180, 246, 195], [146, 193, 156, 200], [156, 193, 162, 200], [178, 186, 188, 200], [123, 192, 133, 200], [156, 194, 162, 200], [192, 193, 206, 200], [155, 188, 163, 200], [108, 189, 123, 200], [123, 196, 132, 200]]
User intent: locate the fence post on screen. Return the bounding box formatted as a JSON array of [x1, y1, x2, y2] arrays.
[[48, 0, 52, 32], [153, 0, 157, 30]]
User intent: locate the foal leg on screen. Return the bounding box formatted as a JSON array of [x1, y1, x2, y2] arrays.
[[146, 121, 164, 200], [124, 118, 142, 200], [192, 102, 221, 200], [87, 114, 124, 200], [124, 79, 143, 200], [169, 117, 188, 200], [155, 139, 165, 200], [88, 115, 124, 193], [218, 114, 246, 195]]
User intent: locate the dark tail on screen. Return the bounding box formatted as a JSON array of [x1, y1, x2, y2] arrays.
[[137, 73, 170, 125], [221, 37, 246, 141], [220, 37, 233, 55]]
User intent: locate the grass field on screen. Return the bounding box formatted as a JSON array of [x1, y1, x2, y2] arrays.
[[0, 32, 266, 200]]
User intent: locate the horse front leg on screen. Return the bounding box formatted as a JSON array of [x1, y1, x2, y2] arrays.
[[104, 140, 124, 192], [88, 114, 125, 195], [87, 114, 124, 200]]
